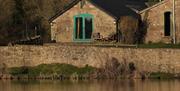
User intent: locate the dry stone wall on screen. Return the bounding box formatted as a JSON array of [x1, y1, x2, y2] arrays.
[[0, 45, 180, 74]]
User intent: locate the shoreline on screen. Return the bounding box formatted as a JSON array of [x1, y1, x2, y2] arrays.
[[1, 63, 180, 80]]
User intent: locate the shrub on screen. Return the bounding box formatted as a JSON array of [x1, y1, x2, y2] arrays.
[[118, 16, 139, 44], [129, 62, 136, 73], [0, 63, 8, 74]]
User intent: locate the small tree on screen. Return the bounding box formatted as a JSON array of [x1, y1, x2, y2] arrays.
[[118, 16, 139, 44]]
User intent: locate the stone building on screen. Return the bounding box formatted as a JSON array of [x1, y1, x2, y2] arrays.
[[140, 0, 180, 44], [49, 0, 180, 44], [49, 0, 147, 42]]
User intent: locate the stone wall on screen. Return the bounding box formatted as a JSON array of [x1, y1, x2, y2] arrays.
[[140, 0, 180, 44], [175, 0, 180, 43], [0, 45, 180, 74], [51, 1, 116, 42]]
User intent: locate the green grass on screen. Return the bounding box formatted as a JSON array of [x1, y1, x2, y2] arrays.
[[138, 43, 180, 49], [149, 72, 175, 79], [6, 64, 180, 80], [56, 42, 180, 48], [8, 63, 96, 78]]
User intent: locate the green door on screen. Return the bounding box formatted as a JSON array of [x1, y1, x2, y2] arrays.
[[74, 14, 94, 42]]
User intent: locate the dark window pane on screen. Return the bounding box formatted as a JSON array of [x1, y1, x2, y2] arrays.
[[85, 17, 93, 39], [164, 12, 171, 36]]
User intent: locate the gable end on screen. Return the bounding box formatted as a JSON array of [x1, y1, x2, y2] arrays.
[[49, 0, 117, 22]]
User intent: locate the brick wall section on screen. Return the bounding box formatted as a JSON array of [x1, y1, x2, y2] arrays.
[[51, 1, 116, 42], [0, 45, 180, 74], [141, 0, 180, 44]]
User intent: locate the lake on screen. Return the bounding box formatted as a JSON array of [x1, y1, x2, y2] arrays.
[[0, 79, 180, 91]]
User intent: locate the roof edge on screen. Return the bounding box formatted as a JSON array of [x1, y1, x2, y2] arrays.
[[139, 0, 168, 14], [49, 0, 118, 23], [49, 0, 81, 22]]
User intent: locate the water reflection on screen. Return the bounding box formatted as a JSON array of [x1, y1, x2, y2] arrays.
[[0, 79, 180, 91]]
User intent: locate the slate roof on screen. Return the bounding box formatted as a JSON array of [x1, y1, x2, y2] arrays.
[[90, 0, 147, 19], [49, 0, 147, 22]]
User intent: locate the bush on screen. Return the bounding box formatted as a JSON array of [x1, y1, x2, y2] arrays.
[[118, 16, 139, 44], [95, 57, 129, 79], [129, 62, 136, 73], [0, 63, 8, 74]]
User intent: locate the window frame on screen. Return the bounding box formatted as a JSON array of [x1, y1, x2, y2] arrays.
[[73, 13, 94, 42]]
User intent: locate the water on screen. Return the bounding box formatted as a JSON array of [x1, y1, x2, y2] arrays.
[[0, 79, 180, 91]]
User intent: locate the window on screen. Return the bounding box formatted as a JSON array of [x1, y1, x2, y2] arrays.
[[85, 17, 93, 39], [164, 12, 171, 36], [74, 14, 93, 41]]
